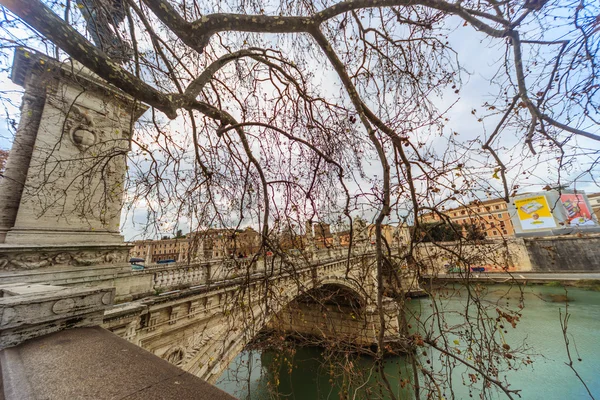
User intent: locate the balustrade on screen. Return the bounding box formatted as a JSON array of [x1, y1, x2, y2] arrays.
[[152, 264, 209, 290], [145, 252, 369, 293]]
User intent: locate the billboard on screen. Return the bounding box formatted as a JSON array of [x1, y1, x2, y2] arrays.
[[510, 190, 600, 236], [514, 195, 557, 231], [560, 194, 596, 226]]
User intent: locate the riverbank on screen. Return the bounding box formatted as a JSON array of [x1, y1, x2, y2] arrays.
[[423, 272, 600, 287]]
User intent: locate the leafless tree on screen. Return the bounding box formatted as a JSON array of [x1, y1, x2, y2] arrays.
[[0, 0, 598, 398]]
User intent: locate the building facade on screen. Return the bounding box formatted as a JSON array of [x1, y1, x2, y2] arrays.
[[129, 227, 261, 263], [129, 237, 190, 263], [130, 220, 416, 263], [420, 197, 515, 239]]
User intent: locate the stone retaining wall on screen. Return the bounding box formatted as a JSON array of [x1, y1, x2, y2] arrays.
[[525, 236, 600, 272], [416, 238, 532, 274], [416, 235, 600, 273]]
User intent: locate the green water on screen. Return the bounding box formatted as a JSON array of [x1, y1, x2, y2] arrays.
[[216, 285, 600, 399]]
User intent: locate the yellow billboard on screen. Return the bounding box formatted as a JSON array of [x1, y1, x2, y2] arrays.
[[514, 195, 557, 230]]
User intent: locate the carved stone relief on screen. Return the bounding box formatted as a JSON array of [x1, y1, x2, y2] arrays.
[[164, 347, 186, 366], [180, 326, 219, 365], [0, 248, 129, 271]]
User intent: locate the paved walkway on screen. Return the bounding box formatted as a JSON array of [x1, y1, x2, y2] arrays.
[[428, 272, 600, 281]]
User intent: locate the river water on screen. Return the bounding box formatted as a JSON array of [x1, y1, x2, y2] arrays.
[[216, 284, 600, 399]]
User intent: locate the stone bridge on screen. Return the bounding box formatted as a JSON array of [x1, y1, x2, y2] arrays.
[[102, 251, 419, 383], [1, 245, 418, 385], [0, 49, 420, 397], [0, 245, 419, 385]]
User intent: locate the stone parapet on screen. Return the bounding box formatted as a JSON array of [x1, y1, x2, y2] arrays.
[[0, 327, 235, 400], [0, 284, 114, 349]]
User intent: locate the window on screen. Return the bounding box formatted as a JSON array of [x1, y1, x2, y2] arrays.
[[498, 213, 503, 218], [503, 230, 508, 234], [495, 205, 500, 210], [493, 230, 498, 235], [461, 210, 466, 215]]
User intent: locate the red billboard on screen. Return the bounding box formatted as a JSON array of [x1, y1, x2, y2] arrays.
[[560, 194, 596, 226]]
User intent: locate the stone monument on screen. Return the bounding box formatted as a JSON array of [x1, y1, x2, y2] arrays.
[[0, 48, 147, 270]]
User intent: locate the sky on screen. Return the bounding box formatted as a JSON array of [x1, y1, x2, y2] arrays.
[[0, 2, 598, 241]]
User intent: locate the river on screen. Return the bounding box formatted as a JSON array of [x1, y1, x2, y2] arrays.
[[216, 284, 600, 399]]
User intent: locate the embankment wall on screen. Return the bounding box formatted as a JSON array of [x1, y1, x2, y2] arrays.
[[416, 235, 600, 273]]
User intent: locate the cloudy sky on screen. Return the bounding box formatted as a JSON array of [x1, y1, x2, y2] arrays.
[[0, 4, 598, 241]]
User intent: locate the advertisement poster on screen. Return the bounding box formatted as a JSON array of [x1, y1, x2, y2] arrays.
[[560, 194, 596, 226], [515, 195, 557, 230]]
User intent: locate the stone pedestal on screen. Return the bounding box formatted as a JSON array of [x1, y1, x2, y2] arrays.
[[0, 49, 147, 271], [0, 48, 146, 247]]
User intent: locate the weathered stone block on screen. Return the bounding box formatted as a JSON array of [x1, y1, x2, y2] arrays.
[[0, 284, 114, 349]]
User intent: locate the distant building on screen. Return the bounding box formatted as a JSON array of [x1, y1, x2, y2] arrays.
[[334, 222, 402, 248], [129, 237, 189, 263], [367, 224, 395, 245], [278, 225, 306, 250], [129, 227, 261, 263], [313, 222, 333, 249], [394, 224, 411, 245], [420, 197, 515, 239], [313, 222, 331, 237]]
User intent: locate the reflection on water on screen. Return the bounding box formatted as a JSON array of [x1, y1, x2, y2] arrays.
[[217, 285, 600, 399]]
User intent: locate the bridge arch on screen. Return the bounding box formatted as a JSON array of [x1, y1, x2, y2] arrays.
[[190, 274, 379, 382], [315, 276, 370, 306]]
